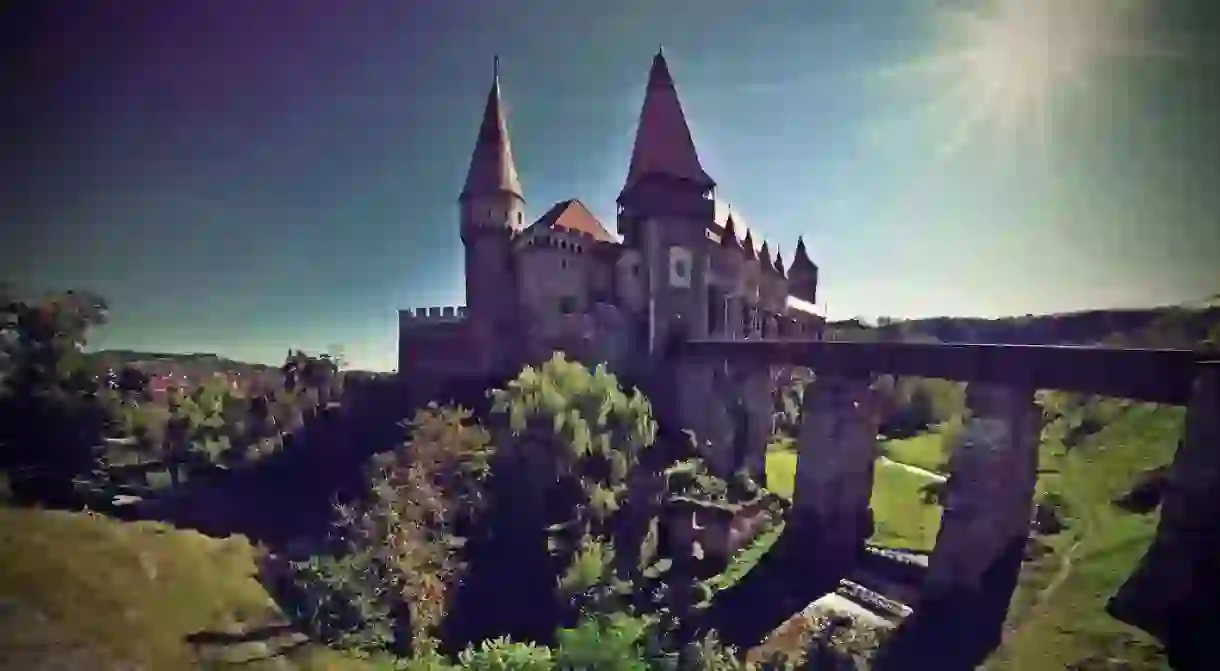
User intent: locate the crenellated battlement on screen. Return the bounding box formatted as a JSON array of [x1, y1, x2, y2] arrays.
[[399, 305, 468, 328]]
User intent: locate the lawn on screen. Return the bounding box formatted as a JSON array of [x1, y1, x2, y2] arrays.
[[983, 402, 1184, 670], [0, 507, 385, 670], [764, 399, 1184, 669], [766, 450, 943, 553], [877, 430, 951, 474]]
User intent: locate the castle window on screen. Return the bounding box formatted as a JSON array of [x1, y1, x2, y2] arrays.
[[561, 259, 568, 269], [517, 211, 523, 227], [559, 296, 577, 315], [669, 247, 693, 288]]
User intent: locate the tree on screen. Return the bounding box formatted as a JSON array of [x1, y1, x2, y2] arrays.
[[0, 289, 112, 505], [115, 365, 151, 406], [281, 349, 341, 419]]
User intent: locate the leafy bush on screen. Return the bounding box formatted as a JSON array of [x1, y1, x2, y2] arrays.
[[456, 637, 556, 670], [485, 354, 660, 613], [283, 553, 396, 653], [288, 403, 493, 656], [553, 612, 657, 670]]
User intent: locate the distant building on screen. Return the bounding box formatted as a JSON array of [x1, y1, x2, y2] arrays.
[[399, 51, 825, 379]]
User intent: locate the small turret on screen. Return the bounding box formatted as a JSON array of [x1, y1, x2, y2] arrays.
[[721, 215, 743, 250], [773, 248, 786, 278], [788, 236, 818, 305], [742, 229, 757, 260], [460, 57, 526, 372], [760, 241, 773, 272]]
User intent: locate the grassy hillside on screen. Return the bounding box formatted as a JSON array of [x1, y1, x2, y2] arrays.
[[764, 396, 1185, 668], [766, 445, 944, 552], [0, 507, 385, 670], [983, 399, 1184, 669]]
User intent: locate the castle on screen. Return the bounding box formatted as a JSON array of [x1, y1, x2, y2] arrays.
[[398, 50, 824, 380]]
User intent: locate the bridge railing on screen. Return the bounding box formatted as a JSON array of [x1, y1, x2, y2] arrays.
[[662, 336, 1217, 670]]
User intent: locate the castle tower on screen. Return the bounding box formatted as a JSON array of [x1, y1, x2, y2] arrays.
[[460, 57, 525, 373], [617, 49, 717, 355], [788, 236, 819, 305]]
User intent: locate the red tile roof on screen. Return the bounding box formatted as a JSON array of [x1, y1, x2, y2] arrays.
[[527, 199, 616, 243], [621, 50, 715, 197], [460, 59, 523, 200]]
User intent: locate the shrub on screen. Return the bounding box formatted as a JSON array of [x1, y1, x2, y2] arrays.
[[456, 637, 555, 671], [484, 354, 659, 614], [282, 553, 396, 653], [288, 403, 492, 656]]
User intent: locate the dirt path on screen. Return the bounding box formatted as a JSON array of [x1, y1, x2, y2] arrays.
[[1005, 537, 1084, 645], [1035, 539, 1083, 613], [877, 456, 947, 482]]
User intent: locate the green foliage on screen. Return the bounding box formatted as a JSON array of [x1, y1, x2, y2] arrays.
[[553, 613, 657, 670], [295, 403, 492, 655], [284, 554, 397, 653], [280, 402, 493, 660], [488, 352, 656, 502], [488, 353, 660, 606], [0, 289, 114, 502], [454, 637, 555, 671]]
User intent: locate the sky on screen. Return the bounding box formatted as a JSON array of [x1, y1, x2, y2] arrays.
[[3, 0, 1219, 372]]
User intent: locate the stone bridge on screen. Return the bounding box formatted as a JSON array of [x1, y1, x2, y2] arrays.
[[658, 337, 1218, 671]]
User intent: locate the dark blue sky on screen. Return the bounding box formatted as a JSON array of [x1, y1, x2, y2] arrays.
[[4, 0, 1218, 371]]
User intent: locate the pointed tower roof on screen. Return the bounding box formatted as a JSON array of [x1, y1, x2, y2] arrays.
[[620, 49, 715, 198], [720, 214, 742, 250], [790, 236, 817, 274], [773, 249, 786, 277], [742, 229, 757, 259], [759, 240, 772, 269], [460, 57, 523, 201]]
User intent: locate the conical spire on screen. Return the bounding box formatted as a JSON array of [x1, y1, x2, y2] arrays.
[[790, 236, 816, 274], [460, 56, 523, 201], [721, 214, 742, 249], [760, 240, 772, 269], [742, 229, 757, 259], [773, 249, 786, 277], [620, 49, 715, 198]]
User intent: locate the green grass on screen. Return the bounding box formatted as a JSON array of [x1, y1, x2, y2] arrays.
[[765, 399, 1184, 668], [878, 430, 951, 474], [0, 507, 385, 670], [984, 402, 1184, 670], [765, 450, 943, 552]]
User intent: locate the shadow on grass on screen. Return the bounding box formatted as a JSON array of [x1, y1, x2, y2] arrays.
[[185, 623, 297, 646]]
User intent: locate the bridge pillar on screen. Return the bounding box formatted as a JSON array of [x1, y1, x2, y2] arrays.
[[671, 358, 735, 477], [789, 374, 878, 568], [1108, 360, 1220, 671], [701, 372, 877, 649], [738, 362, 773, 485], [874, 382, 1039, 671]]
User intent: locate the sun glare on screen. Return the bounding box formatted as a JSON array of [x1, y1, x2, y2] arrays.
[[880, 0, 1172, 160]]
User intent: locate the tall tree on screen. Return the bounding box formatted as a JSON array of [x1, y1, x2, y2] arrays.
[[0, 290, 112, 505]]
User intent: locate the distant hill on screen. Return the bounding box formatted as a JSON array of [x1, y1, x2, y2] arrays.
[[88, 350, 275, 371], [876, 305, 1220, 349], [86, 350, 390, 380]]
